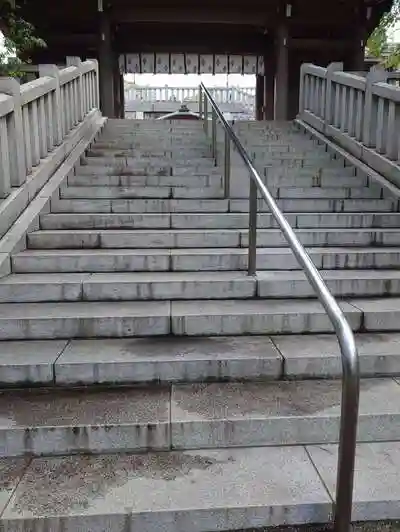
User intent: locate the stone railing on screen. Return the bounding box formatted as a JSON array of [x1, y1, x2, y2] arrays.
[[298, 63, 400, 186], [125, 86, 256, 109], [0, 58, 99, 198]]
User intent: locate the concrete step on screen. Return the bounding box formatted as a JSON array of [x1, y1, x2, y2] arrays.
[[29, 229, 244, 249], [63, 173, 364, 190], [0, 298, 365, 340], [243, 227, 400, 247], [98, 132, 208, 139], [251, 150, 336, 160], [40, 213, 172, 230], [248, 143, 322, 152], [61, 185, 225, 200], [257, 270, 400, 298], [77, 164, 221, 176], [0, 272, 257, 302], [60, 185, 382, 200], [263, 175, 369, 188], [91, 133, 208, 140], [99, 130, 206, 137], [14, 247, 400, 273], [229, 198, 397, 213], [105, 118, 203, 125], [50, 197, 397, 214], [100, 132, 208, 138], [16, 247, 400, 273], [88, 150, 213, 159], [50, 198, 230, 214], [253, 152, 340, 162], [68, 173, 223, 188], [93, 139, 211, 150], [82, 156, 216, 167], [84, 153, 337, 166], [0, 379, 400, 458], [90, 146, 320, 157], [0, 301, 170, 340], [263, 165, 356, 178], [39, 212, 400, 230], [169, 299, 363, 335], [30, 227, 400, 249], [257, 159, 348, 169], [1, 332, 398, 388], [4, 442, 400, 531], [88, 147, 212, 157], [171, 378, 400, 448], [168, 212, 400, 230], [100, 128, 205, 135], [13, 249, 172, 273], [274, 186, 383, 199], [5, 270, 400, 303], [169, 297, 400, 335]]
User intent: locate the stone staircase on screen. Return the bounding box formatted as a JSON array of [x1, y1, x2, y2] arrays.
[[1, 118, 400, 530]]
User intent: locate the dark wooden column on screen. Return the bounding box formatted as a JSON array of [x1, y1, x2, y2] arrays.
[[263, 52, 275, 120], [120, 73, 125, 118], [255, 74, 264, 120], [274, 22, 289, 121], [347, 30, 367, 71], [113, 55, 121, 118], [346, 3, 367, 72], [98, 5, 115, 117]]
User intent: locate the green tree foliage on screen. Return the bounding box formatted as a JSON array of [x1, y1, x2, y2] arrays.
[[367, 0, 400, 68], [0, 0, 45, 76]]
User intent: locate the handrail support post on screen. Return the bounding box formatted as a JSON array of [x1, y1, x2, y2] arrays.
[[199, 85, 203, 119], [224, 130, 230, 198], [211, 108, 217, 162], [248, 178, 257, 275], [204, 97, 208, 135], [334, 348, 360, 532]]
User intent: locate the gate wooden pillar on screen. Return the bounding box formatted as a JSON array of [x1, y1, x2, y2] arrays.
[[113, 56, 122, 118], [119, 73, 125, 118], [255, 74, 265, 120], [98, 5, 115, 117], [347, 28, 367, 71], [263, 52, 275, 120], [274, 22, 289, 120]]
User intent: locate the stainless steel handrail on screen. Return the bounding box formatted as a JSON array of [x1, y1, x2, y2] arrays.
[[200, 83, 360, 532]]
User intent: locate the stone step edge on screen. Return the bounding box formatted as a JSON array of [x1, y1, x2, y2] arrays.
[[26, 228, 400, 249], [1, 332, 400, 387], [0, 379, 400, 458], [3, 441, 400, 529], [5, 270, 400, 304]]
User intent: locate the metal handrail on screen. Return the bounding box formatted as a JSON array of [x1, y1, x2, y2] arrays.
[[199, 83, 360, 532]]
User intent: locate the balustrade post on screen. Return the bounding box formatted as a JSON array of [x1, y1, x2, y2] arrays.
[[248, 178, 258, 276], [0, 115, 10, 197], [0, 78, 26, 187], [92, 59, 100, 110], [324, 62, 344, 134], [39, 64, 62, 145], [66, 57, 84, 121], [362, 66, 388, 147], [224, 129, 231, 198], [211, 108, 217, 162], [204, 96, 208, 135], [298, 64, 308, 115], [198, 86, 203, 118]]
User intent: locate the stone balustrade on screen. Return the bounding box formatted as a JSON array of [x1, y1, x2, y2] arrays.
[[299, 62, 400, 186], [0, 58, 99, 198], [125, 85, 256, 108]]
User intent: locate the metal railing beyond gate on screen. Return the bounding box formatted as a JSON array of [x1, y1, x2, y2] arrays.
[[199, 82, 360, 532]]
